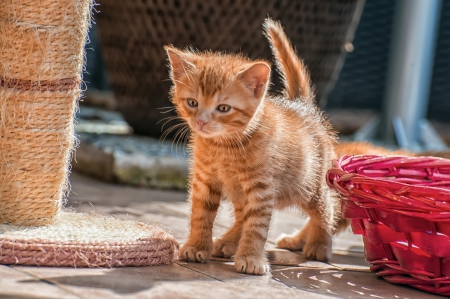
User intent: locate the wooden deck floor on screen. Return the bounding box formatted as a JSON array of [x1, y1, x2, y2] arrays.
[[0, 173, 442, 299]]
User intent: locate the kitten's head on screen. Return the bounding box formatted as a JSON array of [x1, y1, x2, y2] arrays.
[[165, 46, 271, 139]]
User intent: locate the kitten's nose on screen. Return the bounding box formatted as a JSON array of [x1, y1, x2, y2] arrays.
[[197, 119, 208, 128]]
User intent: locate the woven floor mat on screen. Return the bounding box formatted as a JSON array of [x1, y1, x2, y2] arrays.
[[0, 211, 179, 267]]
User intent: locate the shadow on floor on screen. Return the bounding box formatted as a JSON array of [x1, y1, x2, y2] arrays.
[[18, 265, 212, 295], [0, 295, 51, 299]]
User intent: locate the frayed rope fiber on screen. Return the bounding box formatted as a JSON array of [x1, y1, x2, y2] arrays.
[[0, 0, 179, 267], [0, 212, 179, 267], [0, 0, 92, 226], [0, 0, 179, 268]]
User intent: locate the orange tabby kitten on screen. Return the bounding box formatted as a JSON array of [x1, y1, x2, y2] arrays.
[[165, 18, 344, 275]]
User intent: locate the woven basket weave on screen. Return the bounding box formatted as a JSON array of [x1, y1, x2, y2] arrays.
[[95, 0, 363, 137], [327, 155, 450, 296], [0, 0, 92, 226]]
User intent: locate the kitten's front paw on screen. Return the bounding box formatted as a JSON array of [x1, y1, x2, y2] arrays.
[[303, 242, 331, 262], [234, 254, 270, 275], [179, 244, 211, 263], [212, 238, 238, 257]]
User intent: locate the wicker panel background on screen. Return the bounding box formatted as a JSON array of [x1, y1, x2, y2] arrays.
[[95, 0, 360, 137]]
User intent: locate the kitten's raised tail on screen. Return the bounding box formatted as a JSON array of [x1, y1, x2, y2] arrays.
[[263, 18, 313, 102]]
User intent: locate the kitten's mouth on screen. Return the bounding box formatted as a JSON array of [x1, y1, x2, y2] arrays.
[[197, 128, 210, 135], [190, 121, 218, 137], [195, 127, 216, 137]]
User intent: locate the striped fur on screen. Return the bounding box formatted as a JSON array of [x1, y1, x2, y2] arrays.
[[166, 19, 341, 275], [165, 18, 449, 276]]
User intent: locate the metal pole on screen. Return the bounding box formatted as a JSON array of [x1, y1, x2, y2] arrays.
[[382, 0, 442, 150]]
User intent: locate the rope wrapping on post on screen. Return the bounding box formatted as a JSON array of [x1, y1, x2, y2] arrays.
[[0, 0, 93, 225], [0, 1, 180, 268]]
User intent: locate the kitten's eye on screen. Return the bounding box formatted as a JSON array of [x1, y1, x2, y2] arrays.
[[187, 98, 198, 107], [217, 104, 231, 112]]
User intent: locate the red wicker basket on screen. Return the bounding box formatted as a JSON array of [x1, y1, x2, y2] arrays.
[[326, 155, 450, 296]]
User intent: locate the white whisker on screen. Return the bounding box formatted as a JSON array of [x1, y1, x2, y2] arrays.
[[161, 122, 186, 143], [171, 123, 190, 154]]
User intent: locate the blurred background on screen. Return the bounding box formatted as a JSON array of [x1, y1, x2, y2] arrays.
[[75, 0, 450, 189]]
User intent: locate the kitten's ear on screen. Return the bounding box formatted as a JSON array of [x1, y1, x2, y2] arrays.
[[237, 62, 271, 98], [165, 46, 196, 81]]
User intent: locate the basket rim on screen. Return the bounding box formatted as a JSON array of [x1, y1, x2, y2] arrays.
[[327, 166, 450, 196], [329, 154, 450, 195], [327, 154, 450, 218], [337, 154, 450, 169]]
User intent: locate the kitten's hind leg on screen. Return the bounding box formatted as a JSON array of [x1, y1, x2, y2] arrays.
[[302, 224, 332, 262], [277, 210, 332, 262], [276, 227, 308, 251], [213, 201, 244, 258]]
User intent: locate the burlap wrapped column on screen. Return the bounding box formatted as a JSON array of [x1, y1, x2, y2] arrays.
[[0, 1, 179, 267], [0, 0, 92, 225]]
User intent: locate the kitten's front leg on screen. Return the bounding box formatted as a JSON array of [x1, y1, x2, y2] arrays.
[[213, 199, 244, 257], [179, 172, 221, 263], [234, 179, 274, 275]]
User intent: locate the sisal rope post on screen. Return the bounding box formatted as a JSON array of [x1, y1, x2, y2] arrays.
[[0, 1, 180, 267], [0, 0, 93, 226]]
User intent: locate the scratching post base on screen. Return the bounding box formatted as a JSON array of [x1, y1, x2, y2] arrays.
[[0, 212, 179, 267]]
